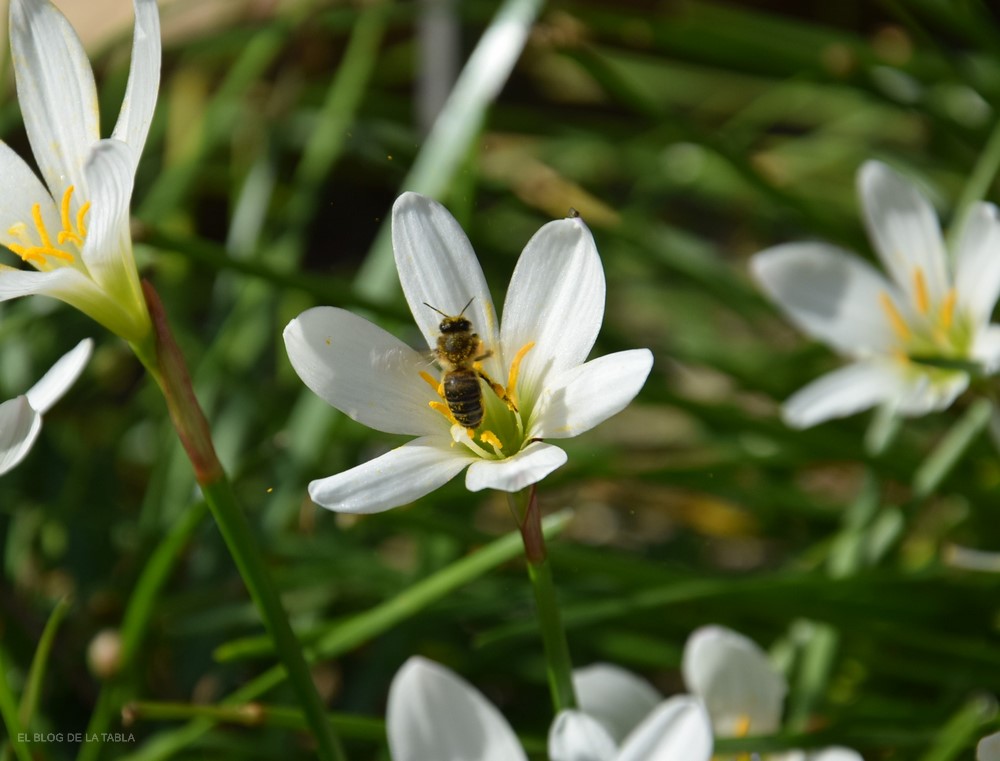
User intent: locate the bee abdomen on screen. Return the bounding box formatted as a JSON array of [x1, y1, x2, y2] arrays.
[[444, 370, 484, 428]]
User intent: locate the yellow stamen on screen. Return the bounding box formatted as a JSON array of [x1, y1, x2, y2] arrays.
[[733, 714, 751, 737], [912, 267, 930, 314], [429, 400, 457, 426], [938, 287, 957, 330], [419, 371, 442, 396], [4, 190, 88, 267], [77, 201, 91, 237], [879, 292, 911, 342], [505, 341, 535, 411], [480, 430, 503, 452]]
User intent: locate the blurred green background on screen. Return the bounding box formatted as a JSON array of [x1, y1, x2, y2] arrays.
[[4, 0, 1000, 758]]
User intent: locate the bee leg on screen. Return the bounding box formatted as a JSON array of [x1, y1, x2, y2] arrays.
[[475, 365, 518, 412]]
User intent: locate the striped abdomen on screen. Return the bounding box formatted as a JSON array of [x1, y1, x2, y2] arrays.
[[443, 369, 484, 428]]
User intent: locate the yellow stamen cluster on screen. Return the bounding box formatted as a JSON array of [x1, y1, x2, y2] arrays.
[[877, 266, 964, 362], [5, 186, 89, 269], [422, 341, 535, 455]]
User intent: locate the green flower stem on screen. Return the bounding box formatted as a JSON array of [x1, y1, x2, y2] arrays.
[[19, 596, 71, 730], [509, 486, 577, 712], [949, 115, 1000, 248], [133, 281, 345, 761], [0, 646, 32, 761], [78, 501, 208, 761], [120, 511, 573, 761], [123, 700, 384, 741]]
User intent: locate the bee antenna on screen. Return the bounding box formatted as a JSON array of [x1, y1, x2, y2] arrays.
[[423, 302, 448, 318], [459, 297, 475, 316]]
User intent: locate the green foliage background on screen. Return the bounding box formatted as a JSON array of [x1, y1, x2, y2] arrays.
[[4, 0, 1000, 758]]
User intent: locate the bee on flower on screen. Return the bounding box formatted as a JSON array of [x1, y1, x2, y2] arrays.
[[752, 161, 1000, 428], [283, 192, 653, 513]]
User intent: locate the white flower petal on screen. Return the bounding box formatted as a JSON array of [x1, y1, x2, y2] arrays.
[[682, 625, 786, 736], [572, 663, 662, 745], [25, 338, 92, 413], [501, 216, 606, 403], [0, 141, 62, 253], [549, 711, 618, 761], [782, 360, 909, 429], [81, 140, 147, 340], [391, 192, 502, 378], [751, 242, 897, 357], [978, 730, 1000, 761], [110, 0, 160, 166], [465, 441, 567, 492], [858, 161, 948, 304], [534, 350, 652, 439], [284, 306, 443, 437], [10, 0, 100, 198], [806, 749, 864, 761], [387, 656, 528, 761], [616, 696, 713, 761], [954, 202, 1000, 328], [0, 396, 42, 476], [891, 368, 968, 418], [0, 266, 137, 338], [972, 324, 1000, 373], [308, 436, 472, 514], [549, 710, 618, 761]]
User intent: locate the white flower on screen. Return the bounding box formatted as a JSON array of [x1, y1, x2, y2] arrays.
[[0, 0, 160, 342], [283, 192, 653, 513], [683, 625, 862, 761], [978, 730, 1000, 761], [0, 338, 92, 475], [386, 656, 710, 761], [551, 663, 713, 761], [751, 161, 1000, 428]]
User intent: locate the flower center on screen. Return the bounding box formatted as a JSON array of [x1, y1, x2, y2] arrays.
[[877, 265, 970, 365], [420, 341, 535, 458], [5, 186, 90, 270]]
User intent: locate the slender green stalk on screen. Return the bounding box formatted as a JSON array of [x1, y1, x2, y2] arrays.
[[509, 487, 577, 712], [949, 115, 1000, 249], [18, 597, 71, 730], [77, 501, 209, 761], [120, 511, 572, 761], [132, 282, 345, 761], [0, 646, 32, 761]]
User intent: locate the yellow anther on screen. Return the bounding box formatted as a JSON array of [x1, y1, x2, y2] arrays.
[[32, 203, 54, 249], [733, 715, 751, 738], [480, 430, 503, 451], [879, 292, 911, 342], [57, 185, 83, 246], [938, 287, 957, 330], [912, 267, 930, 314], [77, 201, 90, 237], [429, 400, 457, 425], [419, 370, 443, 397], [505, 341, 535, 410]]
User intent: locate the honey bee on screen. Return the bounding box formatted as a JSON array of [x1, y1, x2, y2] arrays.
[[424, 298, 515, 430]]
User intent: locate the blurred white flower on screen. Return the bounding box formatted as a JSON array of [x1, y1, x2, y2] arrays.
[[553, 663, 712, 761], [752, 161, 1000, 428], [386, 656, 710, 761], [683, 625, 862, 761], [0, 0, 160, 341], [979, 730, 1000, 761], [387, 657, 527, 761], [284, 192, 653, 513], [0, 338, 92, 475]]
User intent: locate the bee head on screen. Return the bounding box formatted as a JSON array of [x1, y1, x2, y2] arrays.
[[424, 298, 475, 335], [439, 316, 472, 334]]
